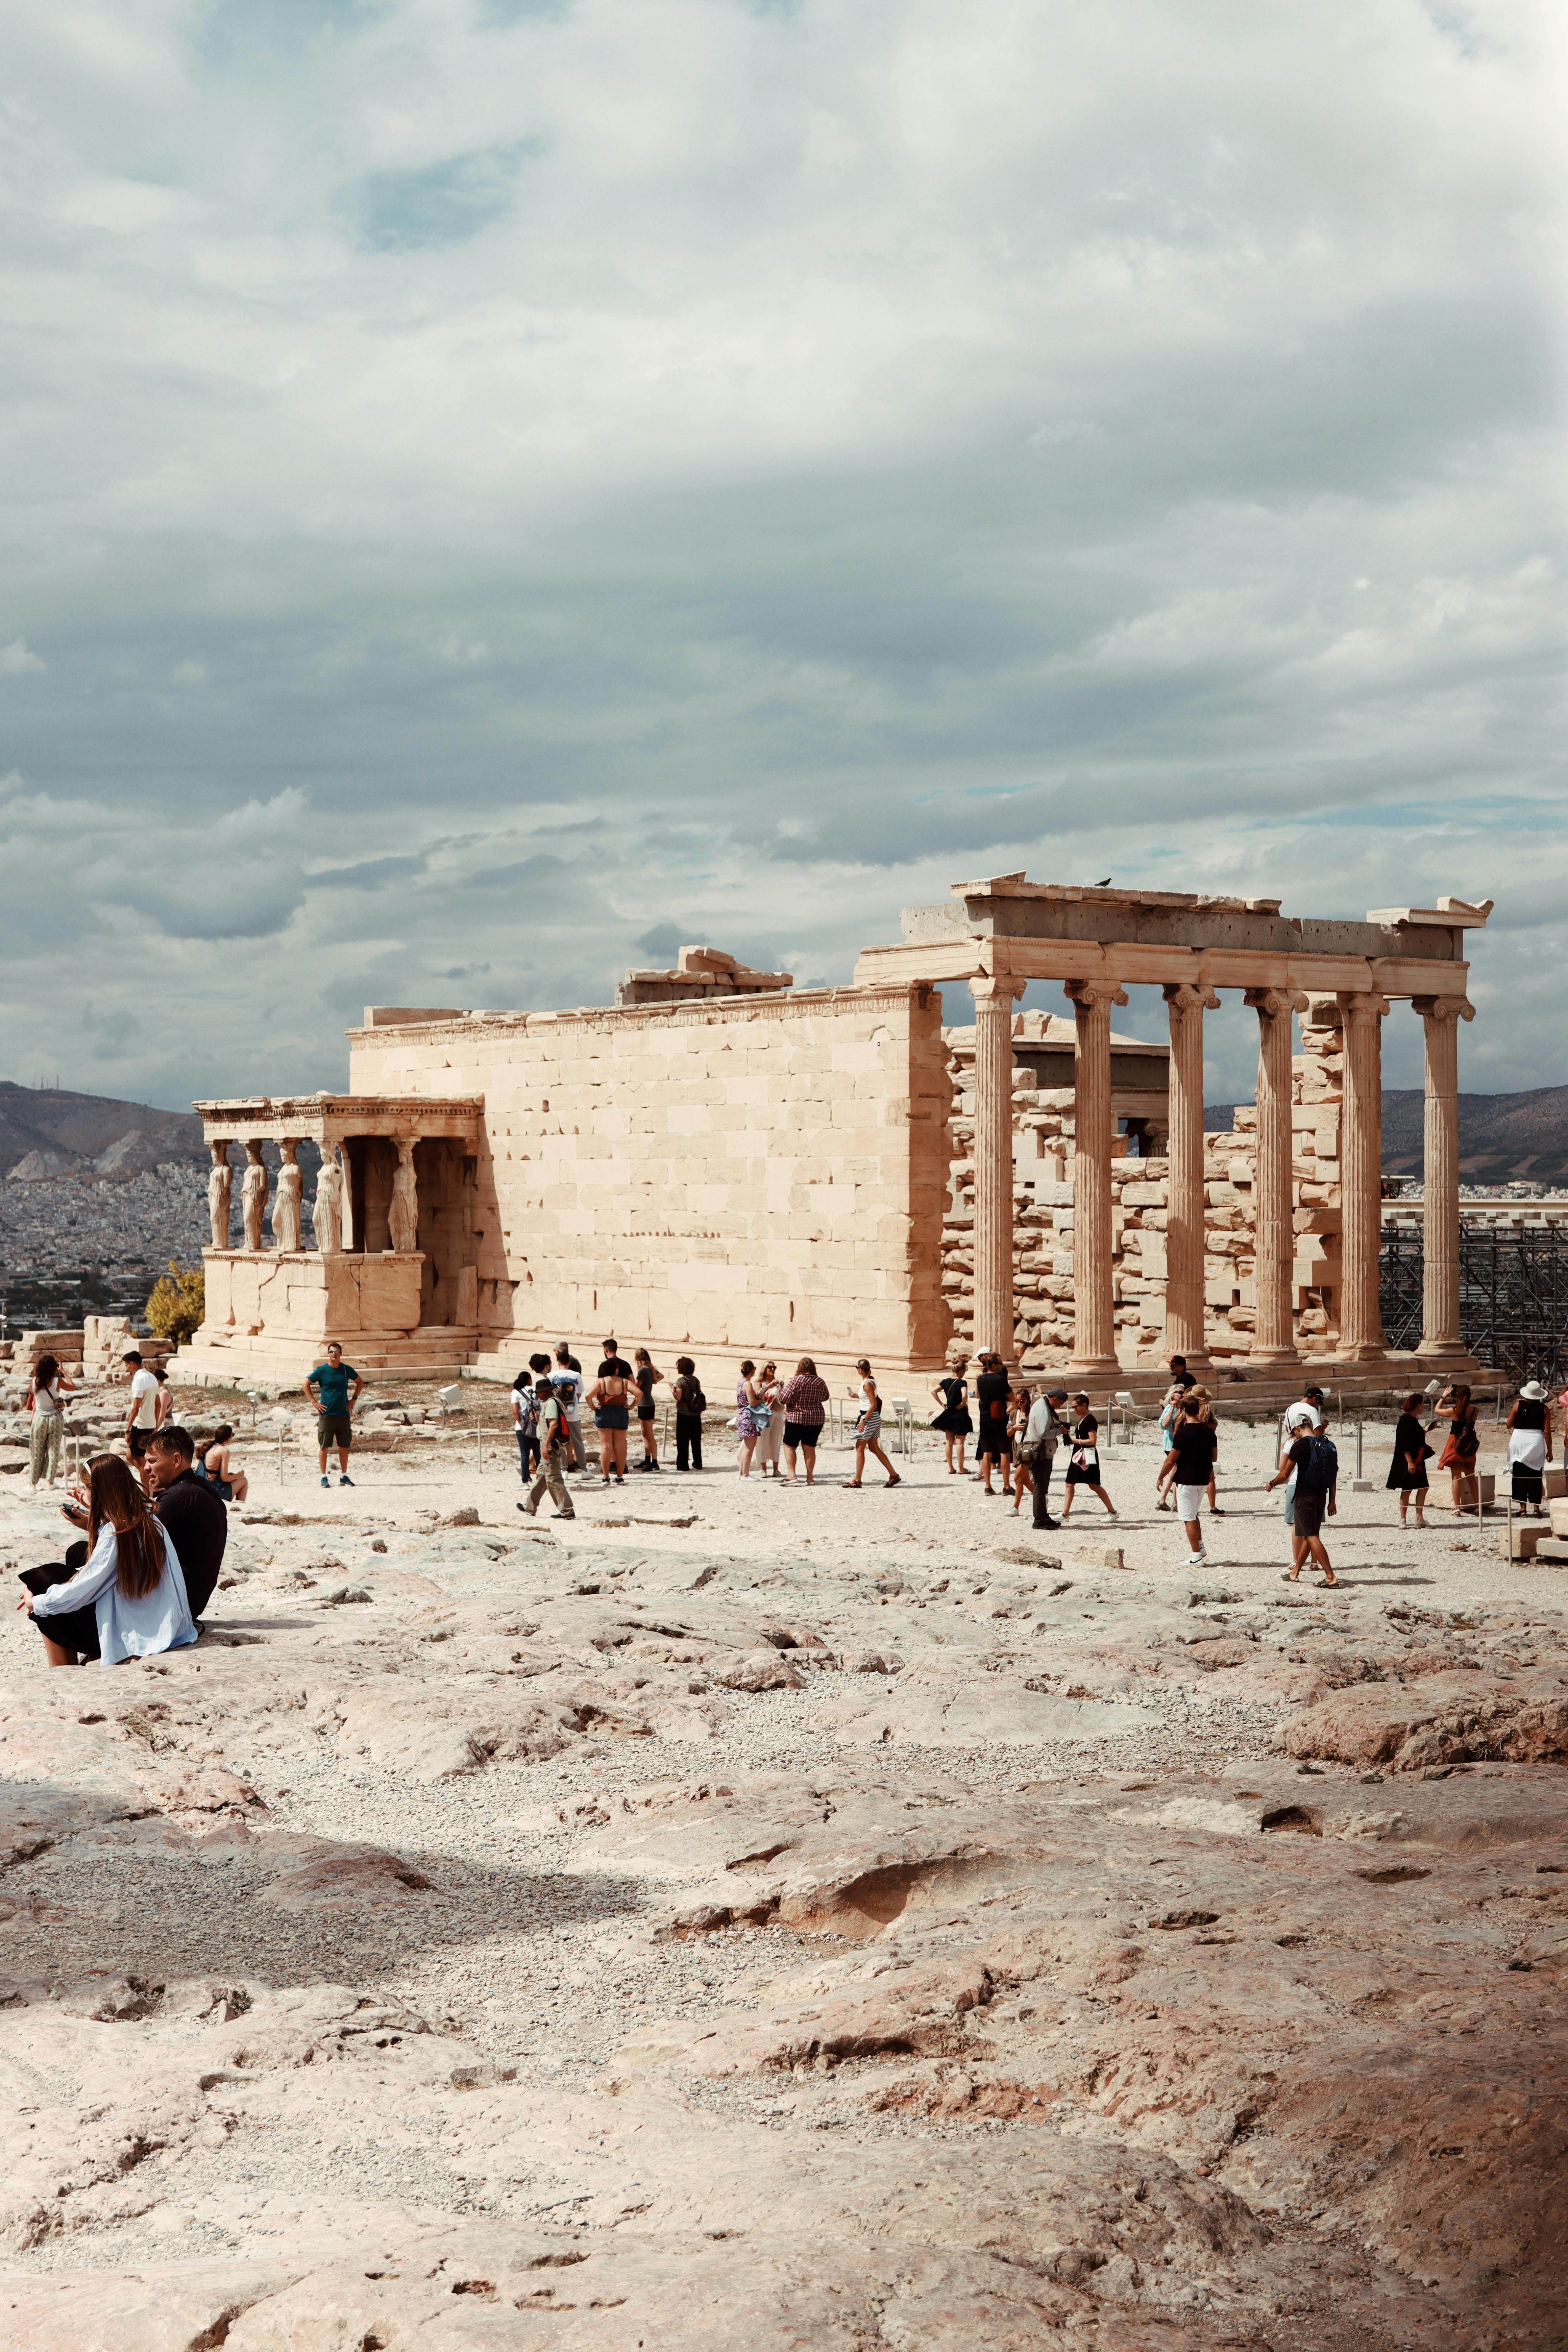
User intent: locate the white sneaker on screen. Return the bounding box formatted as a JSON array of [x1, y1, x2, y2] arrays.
[[1187, 1549, 1208, 1567]]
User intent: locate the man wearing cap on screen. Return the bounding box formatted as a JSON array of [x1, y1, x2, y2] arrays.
[[1276, 1383, 1324, 1526], [1023, 1386, 1068, 1530]]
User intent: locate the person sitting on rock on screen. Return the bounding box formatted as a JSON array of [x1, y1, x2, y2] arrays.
[[144, 1425, 230, 1620], [16, 1454, 195, 1666], [195, 1424, 248, 1505]]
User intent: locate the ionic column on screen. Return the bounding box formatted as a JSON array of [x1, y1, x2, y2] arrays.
[[1336, 991, 1391, 1361], [1161, 982, 1219, 1371], [1065, 976, 1128, 1380], [968, 975, 1027, 1359], [1245, 987, 1308, 1365], [1412, 995, 1474, 1355]]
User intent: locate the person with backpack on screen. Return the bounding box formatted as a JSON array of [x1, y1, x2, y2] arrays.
[[671, 1356, 707, 1471], [519, 1377, 575, 1520], [1266, 1422, 1339, 1587], [512, 1364, 545, 1480]]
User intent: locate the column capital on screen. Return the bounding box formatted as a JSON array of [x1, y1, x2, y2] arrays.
[[967, 974, 1027, 1007], [1243, 986, 1308, 1020], [1163, 981, 1220, 1016], [1064, 978, 1129, 1013], [1411, 994, 1475, 1025], [1335, 990, 1393, 1026]]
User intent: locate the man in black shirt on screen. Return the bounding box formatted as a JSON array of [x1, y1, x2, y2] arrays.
[[144, 1426, 228, 1619], [589, 1337, 635, 1484], [1158, 1398, 1218, 1567]]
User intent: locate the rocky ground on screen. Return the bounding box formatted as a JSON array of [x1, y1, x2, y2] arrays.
[[0, 1405, 1563, 2351]]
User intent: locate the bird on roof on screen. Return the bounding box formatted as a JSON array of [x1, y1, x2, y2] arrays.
[[1091, 876, 1111, 887]]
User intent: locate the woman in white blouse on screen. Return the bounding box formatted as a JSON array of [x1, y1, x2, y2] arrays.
[[17, 1455, 195, 1666]]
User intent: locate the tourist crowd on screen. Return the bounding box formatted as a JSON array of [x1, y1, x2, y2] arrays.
[[16, 1320, 1564, 1663]]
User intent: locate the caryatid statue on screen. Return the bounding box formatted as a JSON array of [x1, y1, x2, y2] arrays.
[[206, 1143, 233, 1250], [273, 1139, 303, 1252], [313, 1148, 344, 1255], [241, 1141, 269, 1253], [388, 1137, 418, 1254]]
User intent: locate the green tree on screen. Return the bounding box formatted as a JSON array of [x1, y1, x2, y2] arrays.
[[146, 1259, 205, 1348]]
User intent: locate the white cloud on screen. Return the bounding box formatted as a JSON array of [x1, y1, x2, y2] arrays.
[[0, 0, 1558, 1110]]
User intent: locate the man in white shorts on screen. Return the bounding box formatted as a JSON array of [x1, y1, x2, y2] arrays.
[[1159, 1396, 1219, 1568]]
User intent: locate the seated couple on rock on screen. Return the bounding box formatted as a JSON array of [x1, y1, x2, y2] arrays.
[[16, 1425, 229, 1667]]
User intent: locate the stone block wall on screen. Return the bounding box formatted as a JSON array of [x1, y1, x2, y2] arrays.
[[941, 1025, 1345, 1367], [347, 984, 953, 1377]]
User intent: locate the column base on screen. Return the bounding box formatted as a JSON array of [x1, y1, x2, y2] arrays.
[[1247, 1346, 1301, 1369], [1333, 1343, 1389, 1365], [1415, 1337, 1465, 1359], [1066, 1357, 1123, 1387]]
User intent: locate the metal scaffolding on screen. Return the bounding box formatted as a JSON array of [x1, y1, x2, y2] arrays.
[[1380, 1224, 1568, 1387]]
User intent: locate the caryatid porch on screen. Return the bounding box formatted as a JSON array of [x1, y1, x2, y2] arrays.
[[857, 880, 1491, 1375], [190, 1093, 486, 1376]]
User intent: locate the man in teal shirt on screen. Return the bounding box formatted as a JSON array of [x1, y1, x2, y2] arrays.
[[306, 1342, 364, 1487]]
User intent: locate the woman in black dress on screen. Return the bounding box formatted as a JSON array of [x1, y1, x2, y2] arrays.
[[1386, 1392, 1430, 1528], [930, 1354, 973, 1475], [1059, 1391, 1118, 1520]]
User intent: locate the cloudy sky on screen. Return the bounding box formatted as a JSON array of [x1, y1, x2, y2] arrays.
[[0, 0, 1562, 1113]]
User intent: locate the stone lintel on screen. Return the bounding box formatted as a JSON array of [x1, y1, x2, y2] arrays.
[[889, 878, 1483, 982], [196, 1095, 484, 1147], [858, 935, 1471, 1003]]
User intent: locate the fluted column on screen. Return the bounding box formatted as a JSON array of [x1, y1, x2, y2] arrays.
[[1336, 991, 1391, 1361], [1413, 995, 1473, 1355], [1245, 986, 1307, 1365], [1065, 977, 1128, 1379], [969, 975, 1026, 1359], [1161, 982, 1218, 1370]]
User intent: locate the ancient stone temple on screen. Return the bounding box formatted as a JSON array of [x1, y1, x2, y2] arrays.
[[176, 878, 1490, 1393]]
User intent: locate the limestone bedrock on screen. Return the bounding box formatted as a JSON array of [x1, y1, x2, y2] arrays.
[[0, 1420, 1562, 2351]]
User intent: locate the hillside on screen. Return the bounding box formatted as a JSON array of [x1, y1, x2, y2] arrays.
[[1381, 1086, 1568, 1186], [0, 1081, 204, 1178], [1205, 1088, 1568, 1186]]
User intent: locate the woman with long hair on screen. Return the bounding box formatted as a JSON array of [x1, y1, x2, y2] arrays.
[[16, 1455, 194, 1666], [195, 1424, 248, 1504], [26, 1351, 76, 1491], [1436, 1382, 1481, 1519], [632, 1346, 663, 1471], [754, 1362, 785, 1477]]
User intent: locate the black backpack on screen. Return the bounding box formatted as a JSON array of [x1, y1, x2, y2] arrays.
[[1297, 1432, 1339, 1492]]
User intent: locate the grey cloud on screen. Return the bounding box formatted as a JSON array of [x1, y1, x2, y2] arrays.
[[0, 0, 1557, 1106], [311, 854, 431, 893]]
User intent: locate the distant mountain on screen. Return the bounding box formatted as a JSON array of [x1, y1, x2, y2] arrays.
[[1205, 1088, 1568, 1186], [1382, 1087, 1568, 1187], [0, 1081, 204, 1178]]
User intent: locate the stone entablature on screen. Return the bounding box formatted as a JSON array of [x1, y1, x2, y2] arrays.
[[194, 1094, 484, 1146]]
